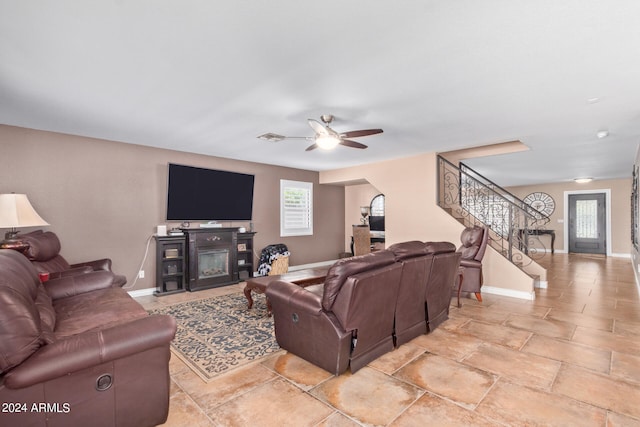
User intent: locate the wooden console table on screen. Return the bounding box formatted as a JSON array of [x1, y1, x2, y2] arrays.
[[349, 234, 385, 255], [518, 229, 556, 254], [244, 267, 329, 316]]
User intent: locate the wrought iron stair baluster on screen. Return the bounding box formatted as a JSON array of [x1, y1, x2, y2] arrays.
[[437, 155, 550, 269]]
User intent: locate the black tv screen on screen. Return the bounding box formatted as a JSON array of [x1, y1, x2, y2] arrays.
[[369, 216, 385, 231], [166, 163, 254, 221]]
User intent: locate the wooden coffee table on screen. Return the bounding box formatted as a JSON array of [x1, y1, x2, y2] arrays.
[[244, 267, 329, 316]]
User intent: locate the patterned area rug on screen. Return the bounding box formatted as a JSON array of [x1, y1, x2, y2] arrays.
[[148, 292, 281, 382]]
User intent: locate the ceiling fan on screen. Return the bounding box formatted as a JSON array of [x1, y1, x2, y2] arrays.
[[258, 114, 383, 151]]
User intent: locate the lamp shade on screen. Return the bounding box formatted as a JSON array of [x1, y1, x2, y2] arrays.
[[0, 194, 49, 228], [316, 135, 340, 150]]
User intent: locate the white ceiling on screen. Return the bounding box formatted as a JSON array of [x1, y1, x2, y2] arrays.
[[1, 1, 639, 186]]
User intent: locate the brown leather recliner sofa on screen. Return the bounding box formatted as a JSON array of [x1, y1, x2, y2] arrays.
[[266, 251, 403, 375], [266, 241, 460, 375], [424, 241, 462, 332], [0, 249, 177, 427], [18, 230, 128, 287], [387, 241, 461, 346], [386, 241, 431, 346]]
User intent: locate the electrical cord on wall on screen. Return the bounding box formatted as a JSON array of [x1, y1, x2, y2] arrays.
[[123, 234, 154, 290]]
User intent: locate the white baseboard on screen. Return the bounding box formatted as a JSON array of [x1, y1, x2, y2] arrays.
[[535, 280, 548, 289], [128, 287, 155, 298], [129, 259, 340, 298], [611, 252, 631, 258], [551, 249, 629, 258], [289, 259, 337, 271], [482, 285, 536, 301], [129, 258, 553, 302]]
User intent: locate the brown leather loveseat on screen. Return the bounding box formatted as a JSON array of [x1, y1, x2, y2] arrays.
[[0, 249, 177, 427], [18, 230, 128, 287], [266, 241, 460, 375]]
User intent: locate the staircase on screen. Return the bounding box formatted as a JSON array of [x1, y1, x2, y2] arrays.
[[437, 155, 551, 279]]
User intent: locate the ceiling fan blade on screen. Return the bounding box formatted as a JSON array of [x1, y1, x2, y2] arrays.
[[305, 142, 319, 151], [308, 119, 329, 135], [340, 139, 368, 149], [340, 129, 383, 138]]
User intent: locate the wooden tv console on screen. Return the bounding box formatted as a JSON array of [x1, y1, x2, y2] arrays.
[[154, 228, 255, 295]]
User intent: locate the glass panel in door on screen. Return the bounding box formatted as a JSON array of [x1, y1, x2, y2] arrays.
[[568, 193, 606, 254]]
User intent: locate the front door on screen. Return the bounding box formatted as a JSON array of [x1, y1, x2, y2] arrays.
[[568, 193, 606, 254]]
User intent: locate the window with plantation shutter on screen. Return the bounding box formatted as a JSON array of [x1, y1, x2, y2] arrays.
[[280, 180, 313, 236]]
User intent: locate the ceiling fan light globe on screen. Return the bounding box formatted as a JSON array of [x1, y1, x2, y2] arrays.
[[316, 135, 340, 150]]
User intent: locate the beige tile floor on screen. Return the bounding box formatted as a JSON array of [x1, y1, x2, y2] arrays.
[[136, 253, 640, 426]]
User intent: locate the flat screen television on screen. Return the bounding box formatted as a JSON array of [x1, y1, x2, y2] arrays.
[[166, 163, 254, 221], [369, 215, 385, 231]]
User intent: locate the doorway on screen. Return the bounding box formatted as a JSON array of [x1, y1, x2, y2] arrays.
[[568, 193, 606, 254]]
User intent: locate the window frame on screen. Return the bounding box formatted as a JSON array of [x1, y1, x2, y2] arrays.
[[280, 179, 313, 237]]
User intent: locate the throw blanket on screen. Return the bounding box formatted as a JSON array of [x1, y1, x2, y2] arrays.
[[257, 244, 290, 276]]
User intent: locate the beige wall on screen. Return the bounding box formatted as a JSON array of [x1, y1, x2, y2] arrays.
[[323, 152, 534, 296], [633, 145, 640, 285], [324, 153, 460, 245], [508, 179, 632, 256], [0, 125, 345, 291]]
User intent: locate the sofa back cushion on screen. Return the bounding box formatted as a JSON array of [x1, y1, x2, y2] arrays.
[[322, 251, 395, 311], [387, 241, 427, 261], [458, 226, 485, 261], [0, 249, 46, 373], [425, 241, 457, 255], [331, 261, 403, 362], [20, 230, 71, 272]]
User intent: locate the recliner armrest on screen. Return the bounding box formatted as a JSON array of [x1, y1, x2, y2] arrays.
[[4, 315, 177, 389], [48, 266, 93, 280], [70, 258, 112, 272], [266, 280, 323, 316], [460, 259, 482, 268], [44, 270, 116, 300]]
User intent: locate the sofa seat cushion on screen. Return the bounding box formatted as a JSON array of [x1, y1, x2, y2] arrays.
[[53, 288, 148, 339]]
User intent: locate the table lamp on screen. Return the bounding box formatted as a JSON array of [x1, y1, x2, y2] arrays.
[[360, 206, 370, 225], [0, 193, 49, 250]]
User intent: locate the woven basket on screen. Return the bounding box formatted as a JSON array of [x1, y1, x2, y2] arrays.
[[268, 256, 289, 276]]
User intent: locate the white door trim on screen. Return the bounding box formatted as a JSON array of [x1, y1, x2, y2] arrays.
[[563, 189, 611, 256]]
